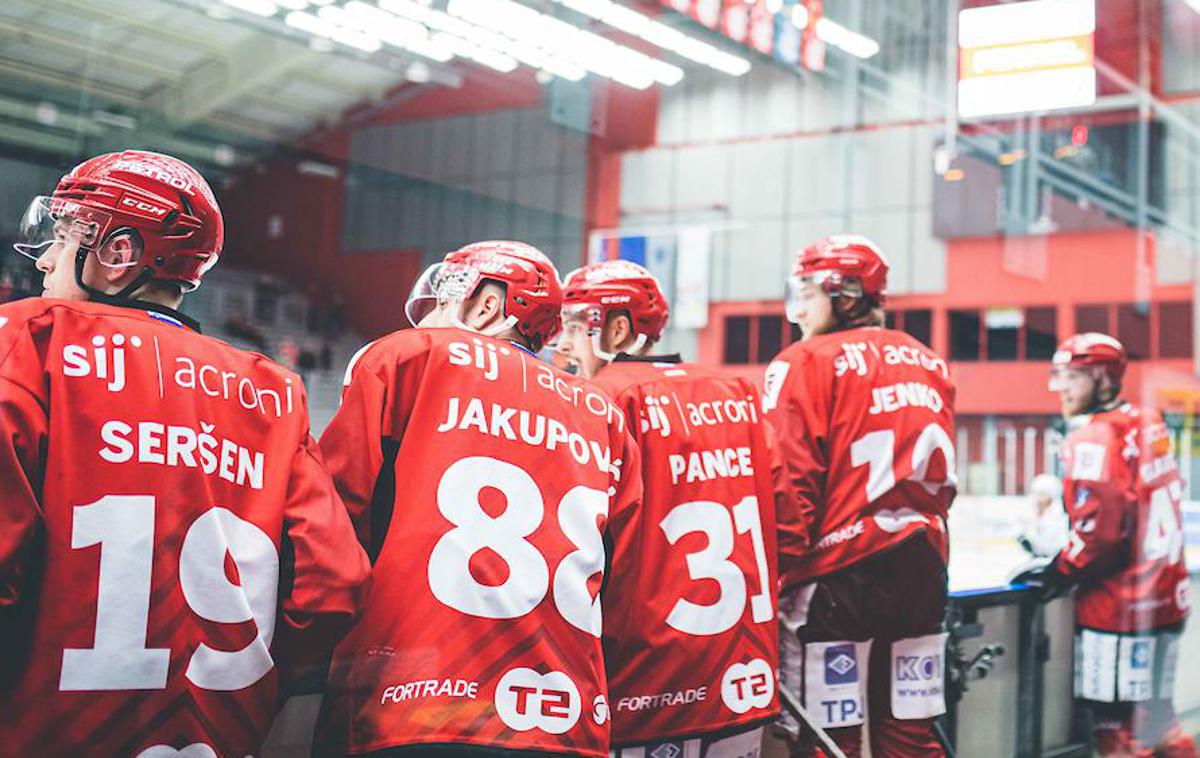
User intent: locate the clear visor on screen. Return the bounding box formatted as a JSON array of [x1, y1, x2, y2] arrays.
[[13, 196, 117, 261], [784, 275, 807, 324], [404, 261, 484, 327], [1048, 363, 1089, 391], [547, 303, 598, 351]]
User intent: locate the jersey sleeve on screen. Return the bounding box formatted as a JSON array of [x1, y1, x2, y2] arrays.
[[604, 386, 644, 582], [760, 414, 802, 580], [318, 337, 429, 552], [274, 425, 372, 683], [0, 309, 48, 629], [763, 350, 830, 569], [1054, 432, 1134, 583]]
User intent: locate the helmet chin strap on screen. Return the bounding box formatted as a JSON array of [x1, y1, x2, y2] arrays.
[[591, 332, 647, 362], [1082, 370, 1122, 415], [451, 306, 519, 340], [74, 246, 155, 303]]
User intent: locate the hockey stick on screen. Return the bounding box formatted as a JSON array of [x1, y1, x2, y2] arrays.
[[777, 682, 849, 758]]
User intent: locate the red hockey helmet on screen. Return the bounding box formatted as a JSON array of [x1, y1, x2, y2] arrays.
[[406, 240, 563, 350], [1050, 332, 1127, 389], [794, 234, 889, 302], [561, 260, 670, 344], [15, 150, 223, 292]]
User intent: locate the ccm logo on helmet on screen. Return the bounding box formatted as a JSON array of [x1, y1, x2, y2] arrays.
[[120, 196, 170, 217]]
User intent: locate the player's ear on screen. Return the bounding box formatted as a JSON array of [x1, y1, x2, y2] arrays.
[[602, 311, 632, 353], [96, 232, 143, 285], [468, 282, 506, 328]]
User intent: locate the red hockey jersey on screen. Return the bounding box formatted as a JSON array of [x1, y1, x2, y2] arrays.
[[316, 328, 642, 757], [763, 327, 957, 589], [0, 298, 369, 757], [1055, 403, 1190, 632], [590, 357, 780, 746]]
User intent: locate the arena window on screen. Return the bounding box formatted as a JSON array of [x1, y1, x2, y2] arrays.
[[1074, 303, 1110, 335], [949, 309, 983, 361], [1116, 303, 1151, 360], [1025, 306, 1058, 359], [723, 315, 752, 364], [757, 314, 784, 364], [885, 309, 934, 347], [1158, 302, 1193, 359]]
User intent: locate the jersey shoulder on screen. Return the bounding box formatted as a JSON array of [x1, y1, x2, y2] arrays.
[[1064, 411, 1133, 482], [341, 327, 441, 385], [0, 297, 58, 354], [592, 359, 685, 397]]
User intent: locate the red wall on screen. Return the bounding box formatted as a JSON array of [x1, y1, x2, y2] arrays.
[[699, 229, 1198, 415]]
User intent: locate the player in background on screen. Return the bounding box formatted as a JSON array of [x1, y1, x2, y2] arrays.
[[763, 235, 957, 757], [1018, 473, 1069, 559], [315, 242, 642, 758], [0, 151, 370, 757], [1014, 334, 1196, 757], [555, 261, 781, 758]]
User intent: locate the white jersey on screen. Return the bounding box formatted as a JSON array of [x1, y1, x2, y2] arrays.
[[1022, 501, 1069, 557]]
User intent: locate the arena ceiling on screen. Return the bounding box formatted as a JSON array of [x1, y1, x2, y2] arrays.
[[0, 0, 455, 169]]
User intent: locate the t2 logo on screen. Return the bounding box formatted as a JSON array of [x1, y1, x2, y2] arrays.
[[494, 668, 581, 734]]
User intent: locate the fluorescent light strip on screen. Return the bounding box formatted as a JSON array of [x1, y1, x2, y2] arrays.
[[221, 0, 278, 17], [554, 0, 751, 76], [815, 17, 880, 59], [448, 0, 679, 88], [380, 0, 676, 88]]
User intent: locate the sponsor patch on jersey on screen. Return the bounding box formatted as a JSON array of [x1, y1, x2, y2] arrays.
[[891, 633, 948, 720], [720, 658, 774, 714], [135, 745, 217, 758], [494, 668, 581, 735], [804, 640, 868, 728], [648, 743, 684, 758], [1074, 487, 1092, 510], [1076, 629, 1119, 702], [1117, 636, 1156, 701], [824, 645, 859, 685], [591, 694, 608, 725], [1071, 442, 1107, 481], [873, 508, 930, 534], [762, 361, 790, 412]]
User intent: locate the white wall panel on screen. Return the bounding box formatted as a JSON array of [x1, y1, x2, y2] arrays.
[[731, 140, 789, 220], [789, 137, 849, 215], [907, 216, 949, 293], [674, 145, 729, 209], [441, 117, 472, 181], [721, 222, 788, 301]]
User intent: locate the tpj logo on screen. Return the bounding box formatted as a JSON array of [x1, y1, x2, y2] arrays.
[[824, 644, 859, 685]]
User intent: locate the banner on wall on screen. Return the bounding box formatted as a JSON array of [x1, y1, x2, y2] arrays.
[[674, 227, 711, 329], [662, 0, 823, 72], [588, 226, 712, 329]]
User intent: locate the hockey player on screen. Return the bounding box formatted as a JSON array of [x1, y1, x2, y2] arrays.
[[0, 150, 370, 756], [763, 235, 957, 757], [556, 260, 780, 757], [315, 241, 642, 757], [1018, 473, 1069, 558], [1015, 334, 1196, 757]]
